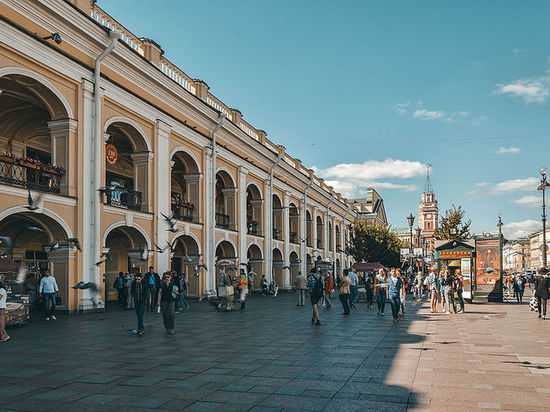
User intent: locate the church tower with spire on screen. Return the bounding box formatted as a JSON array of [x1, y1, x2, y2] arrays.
[[418, 164, 438, 253]]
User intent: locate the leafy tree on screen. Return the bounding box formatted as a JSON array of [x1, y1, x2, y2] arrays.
[[348, 223, 401, 267], [434, 204, 472, 240]]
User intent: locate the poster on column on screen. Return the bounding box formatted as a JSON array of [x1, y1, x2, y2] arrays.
[[475, 239, 501, 290]]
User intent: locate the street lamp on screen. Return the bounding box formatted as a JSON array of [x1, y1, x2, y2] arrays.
[[537, 168, 550, 268], [407, 213, 415, 274], [497, 216, 504, 302]]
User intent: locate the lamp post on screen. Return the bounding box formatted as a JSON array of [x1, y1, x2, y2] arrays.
[[497, 216, 504, 302], [537, 168, 550, 268], [407, 213, 415, 274]]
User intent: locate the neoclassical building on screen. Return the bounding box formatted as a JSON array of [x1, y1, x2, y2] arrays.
[[0, 0, 355, 311]]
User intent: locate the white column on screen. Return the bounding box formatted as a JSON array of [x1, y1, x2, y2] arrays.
[[312, 208, 318, 254], [48, 119, 78, 196], [324, 209, 329, 258], [283, 192, 290, 288], [204, 149, 213, 293], [155, 120, 171, 274], [79, 78, 96, 310], [263, 184, 272, 281], [238, 167, 248, 268]]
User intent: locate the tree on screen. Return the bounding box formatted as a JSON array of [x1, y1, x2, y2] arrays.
[[434, 204, 472, 240], [348, 223, 401, 267]]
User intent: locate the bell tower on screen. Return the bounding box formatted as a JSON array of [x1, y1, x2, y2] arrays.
[[418, 164, 438, 252]]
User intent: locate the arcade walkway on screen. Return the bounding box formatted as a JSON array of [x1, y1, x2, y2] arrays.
[[1, 293, 549, 411]]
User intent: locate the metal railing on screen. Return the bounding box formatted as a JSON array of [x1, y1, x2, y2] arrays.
[[171, 202, 195, 222], [216, 213, 231, 229], [0, 158, 63, 193], [273, 227, 282, 241], [103, 188, 143, 211], [289, 232, 299, 244], [247, 221, 262, 236]]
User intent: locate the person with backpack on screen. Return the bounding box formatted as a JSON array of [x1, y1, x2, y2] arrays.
[[307, 268, 323, 325]]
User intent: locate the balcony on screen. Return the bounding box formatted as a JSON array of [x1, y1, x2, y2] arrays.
[[0, 155, 64, 194], [171, 193, 196, 223], [103, 188, 143, 211], [247, 221, 262, 236], [289, 232, 299, 244], [273, 227, 282, 241], [216, 213, 230, 229]]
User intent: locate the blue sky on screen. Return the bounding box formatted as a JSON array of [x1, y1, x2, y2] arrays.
[[102, 0, 550, 238]]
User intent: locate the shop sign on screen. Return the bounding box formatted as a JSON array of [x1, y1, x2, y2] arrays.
[[439, 250, 472, 259], [105, 143, 118, 165]]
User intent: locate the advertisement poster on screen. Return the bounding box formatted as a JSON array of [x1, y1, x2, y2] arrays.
[[475, 239, 500, 286], [461, 258, 472, 299]]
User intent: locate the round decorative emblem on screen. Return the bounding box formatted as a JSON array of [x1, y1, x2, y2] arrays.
[[105, 143, 118, 165]]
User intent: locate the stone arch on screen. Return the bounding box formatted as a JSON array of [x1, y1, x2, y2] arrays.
[[215, 170, 236, 229], [170, 149, 201, 222], [289, 202, 299, 244], [306, 210, 313, 247], [272, 247, 284, 287], [103, 116, 151, 153], [171, 234, 201, 296], [272, 193, 283, 241], [289, 251, 300, 286], [246, 183, 263, 235], [247, 243, 264, 289], [316, 215, 324, 249]]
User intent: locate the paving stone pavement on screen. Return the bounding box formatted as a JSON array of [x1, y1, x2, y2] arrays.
[[1, 292, 550, 411]]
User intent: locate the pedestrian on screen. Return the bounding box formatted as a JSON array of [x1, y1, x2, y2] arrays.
[[174, 272, 190, 312], [454, 269, 465, 313], [339, 270, 351, 315], [239, 271, 248, 311], [388, 268, 403, 324], [513, 274, 525, 304], [131, 273, 147, 336], [248, 270, 255, 294], [294, 271, 306, 307], [348, 268, 359, 309], [365, 272, 374, 310], [534, 268, 550, 320], [307, 268, 323, 325], [441, 270, 456, 314], [0, 278, 10, 343], [376, 268, 387, 316], [398, 269, 407, 318], [39, 271, 58, 320], [160, 272, 178, 335], [114, 272, 126, 306], [323, 271, 334, 309], [438, 270, 446, 311], [261, 275, 269, 296], [144, 266, 160, 312], [426, 267, 439, 313], [124, 272, 132, 309]]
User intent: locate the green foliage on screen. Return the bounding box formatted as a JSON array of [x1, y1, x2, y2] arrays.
[[348, 223, 401, 267], [434, 204, 472, 240]]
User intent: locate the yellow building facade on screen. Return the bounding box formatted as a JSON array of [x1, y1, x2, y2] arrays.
[[0, 0, 356, 311]]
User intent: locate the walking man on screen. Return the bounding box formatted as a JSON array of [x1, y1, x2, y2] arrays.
[[144, 266, 160, 312], [131, 273, 147, 336], [114, 272, 126, 306], [388, 268, 403, 324], [39, 271, 58, 320], [294, 271, 306, 307], [513, 274, 525, 304], [339, 271, 351, 315], [160, 272, 178, 335], [239, 271, 248, 311], [454, 269, 465, 313], [376, 268, 388, 316], [535, 268, 550, 319], [348, 268, 359, 309]]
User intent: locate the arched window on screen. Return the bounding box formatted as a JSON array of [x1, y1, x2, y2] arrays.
[[246, 184, 263, 236], [215, 171, 236, 229]]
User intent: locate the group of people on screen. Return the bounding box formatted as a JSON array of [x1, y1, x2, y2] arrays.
[[114, 267, 190, 314], [422, 268, 465, 314]]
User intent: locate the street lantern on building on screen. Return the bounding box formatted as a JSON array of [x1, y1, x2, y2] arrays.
[[537, 168, 550, 268]]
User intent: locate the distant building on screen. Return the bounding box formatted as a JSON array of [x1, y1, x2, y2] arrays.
[[528, 230, 550, 270], [418, 166, 439, 254], [352, 188, 388, 227], [503, 239, 529, 272]]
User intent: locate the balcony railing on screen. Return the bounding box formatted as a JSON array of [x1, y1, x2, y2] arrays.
[[103, 188, 143, 211], [290, 232, 299, 244], [273, 227, 282, 241], [0, 156, 64, 194], [171, 202, 195, 222], [247, 221, 262, 236], [216, 213, 230, 229]]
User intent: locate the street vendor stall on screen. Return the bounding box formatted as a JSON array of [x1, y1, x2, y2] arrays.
[[434, 239, 475, 302]]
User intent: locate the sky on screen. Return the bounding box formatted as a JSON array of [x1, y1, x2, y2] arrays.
[[101, 0, 550, 239]]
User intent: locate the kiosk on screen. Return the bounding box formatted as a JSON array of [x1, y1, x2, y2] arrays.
[[434, 239, 475, 302]]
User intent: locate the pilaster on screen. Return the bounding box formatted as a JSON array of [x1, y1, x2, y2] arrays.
[[155, 119, 171, 274]]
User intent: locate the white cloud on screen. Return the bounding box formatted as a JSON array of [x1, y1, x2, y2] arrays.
[[413, 109, 446, 121], [395, 101, 471, 122], [496, 75, 550, 103], [493, 177, 538, 193], [318, 159, 426, 197], [496, 146, 520, 155], [502, 219, 541, 240], [514, 195, 540, 207]]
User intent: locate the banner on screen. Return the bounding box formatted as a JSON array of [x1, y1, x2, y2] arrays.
[[475, 239, 500, 286]]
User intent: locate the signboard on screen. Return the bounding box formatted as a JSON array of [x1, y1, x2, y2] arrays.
[[461, 257, 472, 299], [105, 143, 118, 165], [401, 248, 424, 258], [475, 239, 500, 286], [438, 250, 472, 259]]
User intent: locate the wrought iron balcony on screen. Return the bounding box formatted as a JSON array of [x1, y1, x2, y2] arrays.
[[103, 188, 143, 211], [247, 221, 262, 236], [0, 155, 64, 194], [216, 212, 230, 229], [171, 194, 196, 223]]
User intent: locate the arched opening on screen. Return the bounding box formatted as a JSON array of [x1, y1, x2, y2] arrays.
[[0, 73, 72, 195], [104, 122, 150, 212], [215, 240, 237, 288], [306, 253, 313, 273], [246, 184, 263, 236], [247, 244, 264, 289], [170, 151, 200, 223], [0, 212, 70, 308], [289, 251, 300, 286], [306, 211, 312, 247], [336, 225, 342, 252], [328, 221, 333, 251], [104, 226, 148, 305], [289, 203, 299, 244], [316, 215, 324, 249], [171, 235, 200, 297], [272, 248, 284, 287], [272, 194, 283, 241], [215, 171, 236, 229]]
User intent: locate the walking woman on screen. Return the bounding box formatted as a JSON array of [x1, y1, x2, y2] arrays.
[[535, 268, 550, 320], [160, 272, 178, 335], [339, 271, 351, 315], [239, 271, 248, 311], [398, 269, 407, 318], [376, 268, 388, 316], [441, 270, 456, 314], [0, 278, 10, 342], [426, 267, 439, 313], [131, 273, 148, 336], [365, 272, 374, 310], [307, 269, 323, 325], [388, 268, 403, 324]]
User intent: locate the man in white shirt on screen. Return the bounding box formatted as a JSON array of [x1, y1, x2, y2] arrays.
[[39, 271, 59, 320]]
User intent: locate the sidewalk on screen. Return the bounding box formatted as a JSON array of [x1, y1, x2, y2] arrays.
[[0, 294, 549, 411]]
